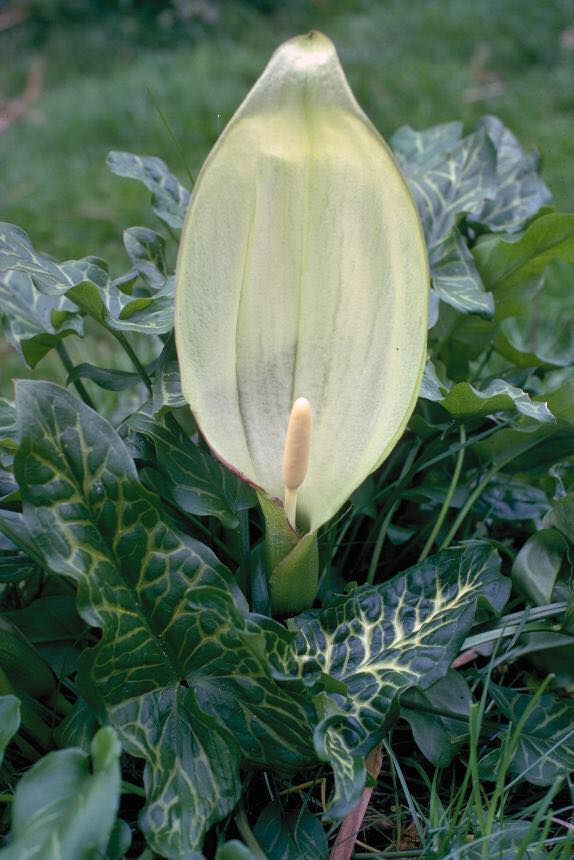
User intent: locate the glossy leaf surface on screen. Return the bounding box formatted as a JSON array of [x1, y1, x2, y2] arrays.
[[0, 222, 174, 336], [474, 212, 574, 320], [420, 362, 554, 422], [14, 382, 315, 857], [496, 260, 574, 367], [130, 412, 257, 528], [286, 544, 510, 816], [253, 803, 328, 860], [402, 671, 471, 767], [0, 727, 121, 860], [0, 270, 83, 368]]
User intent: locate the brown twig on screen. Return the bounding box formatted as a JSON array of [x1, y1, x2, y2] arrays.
[[330, 745, 384, 860], [0, 3, 28, 33], [451, 648, 480, 669], [328, 644, 483, 858], [0, 59, 44, 134]]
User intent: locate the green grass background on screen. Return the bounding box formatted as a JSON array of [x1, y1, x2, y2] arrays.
[[1, 0, 573, 393]]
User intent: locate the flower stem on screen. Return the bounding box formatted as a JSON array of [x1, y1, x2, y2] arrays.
[[56, 342, 96, 410], [418, 424, 466, 561], [366, 502, 398, 586], [367, 442, 420, 585], [440, 461, 502, 550], [283, 487, 298, 531], [235, 800, 266, 859], [121, 780, 146, 798], [112, 331, 153, 393]]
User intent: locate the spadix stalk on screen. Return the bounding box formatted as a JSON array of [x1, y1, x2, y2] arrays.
[[175, 31, 429, 613]]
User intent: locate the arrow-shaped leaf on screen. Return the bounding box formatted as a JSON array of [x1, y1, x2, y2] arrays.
[[392, 124, 496, 252], [131, 412, 257, 528], [472, 115, 551, 233], [14, 382, 314, 857], [0, 222, 174, 336], [479, 684, 574, 786], [286, 544, 510, 817], [107, 151, 190, 229], [419, 361, 554, 423], [430, 231, 494, 317], [0, 270, 84, 367]]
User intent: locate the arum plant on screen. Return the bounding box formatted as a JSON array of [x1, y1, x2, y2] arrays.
[[175, 31, 429, 614]]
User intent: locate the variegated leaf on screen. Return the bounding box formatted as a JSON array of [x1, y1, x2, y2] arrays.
[[392, 125, 496, 252], [0, 222, 107, 293], [392, 125, 495, 316], [392, 121, 463, 174], [153, 360, 186, 413], [393, 116, 550, 242], [479, 684, 574, 786], [58, 272, 175, 336], [473, 115, 551, 233], [0, 399, 18, 487], [14, 382, 315, 858], [107, 151, 190, 229], [287, 544, 510, 817], [123, 226, 168, 290], [391, 119, 549, 319], [0, 399, 17, 446], [419, 361, 554, 423], [152, 337, 186, 414], [128, 412, 257, 528], [0, 222, 174, 336], [430, 231, 494, 316], [419, 360, 444, 402], [0, 270, 84, 367]]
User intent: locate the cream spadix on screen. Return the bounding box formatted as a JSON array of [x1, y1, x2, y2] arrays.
[[175, 31, 428, 537], [282, 397, 312, 530]]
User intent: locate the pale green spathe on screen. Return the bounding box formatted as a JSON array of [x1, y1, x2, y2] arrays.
[[175, 31, 428, 533]]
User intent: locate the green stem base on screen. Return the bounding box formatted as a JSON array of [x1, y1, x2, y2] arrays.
[[257, 492, 319, 616]]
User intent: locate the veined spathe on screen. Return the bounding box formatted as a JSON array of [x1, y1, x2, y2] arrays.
[[175, 31, 428, 612]]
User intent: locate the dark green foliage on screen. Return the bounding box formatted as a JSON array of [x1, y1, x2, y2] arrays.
[[0, 97, 573, 856]]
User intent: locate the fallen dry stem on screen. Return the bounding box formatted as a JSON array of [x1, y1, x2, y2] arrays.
[[0, 60, 44, 134], [330, 745, 384, 860]]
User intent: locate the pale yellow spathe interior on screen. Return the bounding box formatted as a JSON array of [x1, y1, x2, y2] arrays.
[[175, 31, 429, 533]]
